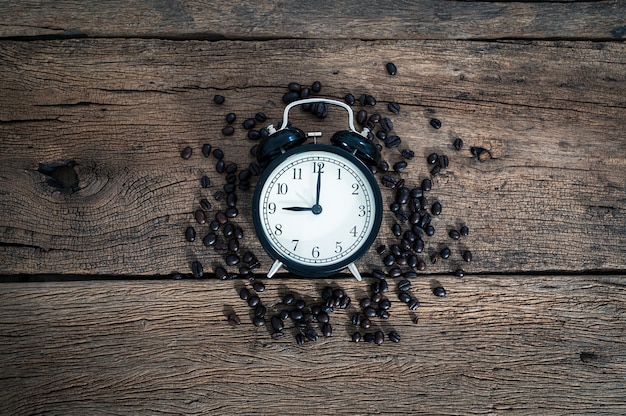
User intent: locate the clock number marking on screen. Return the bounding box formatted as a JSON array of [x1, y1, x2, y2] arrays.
[[358, 205, 366, 217], [277, 183, 288, 195], [274, 224, 283, 236], [268, 202, 276, 214], [351, 183, 359, 195], [313, 162, 325, 174], [335, 242, 343, 253], [350, 226, 358, 237], [292, 168, 302, 180], [292, 239, 299, 251], [312, 246, 320, 258], [337, 168, 342, 180]]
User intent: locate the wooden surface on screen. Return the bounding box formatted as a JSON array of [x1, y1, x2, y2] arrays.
[[1, 1, 625, 415]]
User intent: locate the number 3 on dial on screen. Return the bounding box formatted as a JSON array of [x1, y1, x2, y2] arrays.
[[252, 144, 383, 280]]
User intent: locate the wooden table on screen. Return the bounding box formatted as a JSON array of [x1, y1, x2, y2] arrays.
[[1, 2, 625, 414]]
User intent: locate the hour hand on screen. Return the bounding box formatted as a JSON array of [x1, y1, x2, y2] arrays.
[[282, 206, 313, 211]]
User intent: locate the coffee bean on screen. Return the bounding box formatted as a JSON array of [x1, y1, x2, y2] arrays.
[[390, 202, 400, 213], [429, 118, 442, 129], [194, 209, 207, 224], [311, 81, 322, 93], [253, 316, 265, 327], [201, 143, 212, 158], [463, 250, 473, 263], [247, 295, 260, 308], [295, 299, 306, 310], [212, 266, 225, 280], [225, 254, 240, 266], [351, 313, 361, 326], [378, 309, 390, 319], [385, 62, 397, 76], [425, 225, 435, 236], [299, 87, 310, 99], [379, 298, 391, 311], [304, 328, 318, 342], [223, 222, 234, 237], [407, 255, 418, 269], [371, 292, 383, 303], [398, 292, 411, 303], [380, 118, 393, 132], [438, 154, 449, 169], [247, 130, 260, 140], [191, 260, 204, 278], [239, 287, 250, 301], [364, 306, 377, 318], [373, 330, 384, 345], [398, 279, 411, 292], [360, 317, 371, 329], [388, 101, 400, 114], [381, 174, 398, 188], [357, 109, 367, 125], [388, 331, 401, 343], [321, 287, 333, 301], [453, 138, 464, 151], [283, 91, 300, 104], [181, 146, 193, 160], [413, 239, 424, 253], [364, 332, 375, 343], [252, 281, 265, 292], [391, 223, 402, 237], [242, 118, 255, 130], [199, 175, 210, 189], [199, 198, 212, 211], [344, 93, 356, 106], [368, 113, 381, 124], [227, 312, 241, 327], [214, 95, 225, 105], [351, 332, 362, 342], [238, 168, 251, 182], [271, 316, 284, 332], [185, 226, 196, 242], [383, 254, 395, 267], [228, 239, 239, 253], [295, 333, 305, 346], [408, 297, 420, 310], [321, 323, 332, 338], [385, 135, 402, 149], [427, 152, 438, 164], [254, 112, 267, 123], [271, 331, 285, 340], [375, 245, 386, 255], [225, 113, 236, 124], [433, 286, 446, 297], [393, 161, 408, 172], [222, 126, 235, 136], [215, 211, 227, 224], [216, 160, 225, 173], [401, 149, 414, 160], [287, 82, 301, 92], [254, 304, 267, 318], [460, 225, 469, 236], [278, 310, 290, 321], [225, 207, 238, 218], [431, 201, 442, 216], [454, 269, 465, 278], [440, 247, 451, 259], [449, 229, 460, 240], [365, 95, 376, 106]]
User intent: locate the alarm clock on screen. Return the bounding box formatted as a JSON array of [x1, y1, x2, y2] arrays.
[[252, 98, 383, 281]]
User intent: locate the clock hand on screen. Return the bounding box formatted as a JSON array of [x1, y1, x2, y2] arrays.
[[315, 169, 321, 206], [282, 206, 314, 211]]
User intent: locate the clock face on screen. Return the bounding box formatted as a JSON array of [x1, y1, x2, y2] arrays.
[[252, 144, 382, 277]]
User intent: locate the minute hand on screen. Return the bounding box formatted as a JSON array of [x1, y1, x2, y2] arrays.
[[315, 169, 321, 206]]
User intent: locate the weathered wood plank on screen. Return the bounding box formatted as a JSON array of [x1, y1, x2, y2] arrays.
[[0, 39, 625, 276], [1, 0, 625, 41], [0, 275, 624, 415]]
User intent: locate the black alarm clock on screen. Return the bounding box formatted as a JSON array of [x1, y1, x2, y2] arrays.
[[252, 98, 383, 281]]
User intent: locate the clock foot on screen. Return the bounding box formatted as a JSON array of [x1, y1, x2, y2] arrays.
[[267, 260, 284, 278], [347, 262, 362, 281]]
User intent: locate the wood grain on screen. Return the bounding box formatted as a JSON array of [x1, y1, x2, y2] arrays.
[[0, 275, 624, 415], [1, 0, 625, 41], [1, 39, 625, 277]]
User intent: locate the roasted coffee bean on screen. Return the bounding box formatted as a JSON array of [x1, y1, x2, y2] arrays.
[[239, 287, 250, 301], [398, 279, 411, 292], [453, 137, 464, 151], [227, 238, 239, 252], [311, 81, 321, 93], [393, 161, 408, 172], [213, 191, 224, 202], [246, 129, 260, 141], [213, 266, 226, 280], [385, 135, 402, 149], [417, 260, 426, 271], [376, 131, 387, 142], [358, 94, 367, 106], [431, 201, 442, 216], [224, 163, 237, 175], [295, 299, 306, 310], [225, 254, 240, 266], [283, 91, 300, 104], [247, 295, 260, 308], [252, 316, 265, 327], [374, 330, 384, 345], [304, 328, 318, 342], [449, 229, 460, 240], [215, 211, 227, 225], [419, 213, 431, 229], [368, 113, 381, 124], [200, 143, 212, 158], [391, 223, 402, 237], [383, 254, 395, 267], [333, 288, 345, 299], [380, 117, 393, 132], [214, 94, 225, 105], [225, 112, 237, 124], [454, 269, 465, 278], [239, 266, 252, 277], [372, 269, 386, 279], [365, 95, 376, 106], [321, 323, 332, 337], [271, 331, 285, 340], [381, 174, 398, 188], [185, 226, 196, 242], [430, 252, 439, 264], [287, 82, 301, 92], [321, 287, 333, 301], [279, 309, 290, 320], [360, 317, 372, 329], [433, 286, 446, 297], [421, 178, 432, 192], [242, 118, 256, 130], [438, 154, 449, 169], [216, 160, 226, 173], [344, 93, 356, 105], [270, 316, 284, 332], [398, 292, 411, 303], [364, 306, 377, 318], [356, 109, 367, 125], [370, 281, 381, 295], [181, 146, 194, 160], [199, 198, 212, 212], [211, 149, 224, 161], [413, 240, 424, 255], [395, 209, 409, 223], [463, 250, 473, 263], [252, 281, 265, 292], [227, 312, 241, 327], [200, 175, 211, 189], [430, 118, 442, 129], [316, 311, 329, 324], [295, 333, 305, 346], [401, 149, 414, 160], [388, 267, 401, 278], [254, 112, 267, 123], [419, 196, 428, 210], [380, 279, 389, 293], [214, 239, 228, 254], [299, 87, 310, 99], [222, 125, 235, 136], [351, 332, 362, 343], [379, 298, 391, 311], [427, 152, 438, 164], [388, 101, 400, 114], [202, 232, 217, 247], [375, 245, 386, 255], [390, 202, 400, 213], [222, 222, 234, 238], [255, 304, 267, 318], [364, 332, 375, 343], [440, 247, 451, 259], [191, 260, 203, 278], [407, 254, 418, 269], [408, 297, 420, 310], [225, 207, 238, 218], [371, 292, 383, 304], [225, 193, 237, 208], [379, 309, 390, 319], [388, 331, 401, 343], [351, 313, 361, 326], [460, 225, 469, 236], [404, 271, 418, 279], [194, 209, 207, 225], [223, 184, 235, 194], [425, 225, 435, 236], [385, 62, 397, 76]]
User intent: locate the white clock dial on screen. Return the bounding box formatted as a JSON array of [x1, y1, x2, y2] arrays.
[[257, 149, 377, 266]]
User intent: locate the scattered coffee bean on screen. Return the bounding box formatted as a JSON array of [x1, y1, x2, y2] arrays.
[[379, 298, 391, 310], [255, 304, 267, 318], [430, 164, 441, 176], [253, 316, 265, 327], [239, 287, 250, 301], [242, 118, 256, 130], [431, 201, 442, 215], [388, 101, 400, 114], [225, 207, 238, 218], [248, 295, 260, 308], [449, 229, 460, 240], [222, 126, 235, 136], [433, 286, 446, 297], [295, 333, 305, 345], [225, 254, 240, 266], [352, 332, 362, 342], [408, 297, 420, 310], [252, 281, 265, 292], [194, 209, 207, 224], [351, 313, 361, 326], [360, 317, 372, 329], [311, 81, 321, 93], [421, 178, 432, 192], [398, 279, 411, 292], [214, 95, 225, 105], [199, 198, 212, 211], [364, 332, 375, 343], [322, 322, 332, 337], [453, 138, 464, 151], [304, 328, 318, 342], [385, 62, 397, 76], [460, 225, 469, 236], [201, 143, 212, 158], [356, 109, 367, 125], [254, 112, 267, 122], [181, 146, 193, 160], [384, 135, 401, 148], [454, 269, 465, 278], [430, 118, 442, 129], [380, 118, 393, 132], [364, 306, 377, 318], [463, 250, 473, 263], [438, 154, 449, 169], [271, 316, 284, 332], [425, 225, 435, 236], [375, 245, 386, 255], [374, 330, 384, 345], [393, 161, 408, 172], [200, 175, 211, 189], [191, 260, 204, 278], [388, 331, 401, 343], [440, 247, 451, 259], [398, 292, 411, 303], [283, 91, 300, 104], [401, 149, 414, 160], [345, 93, 356, 106], [427, 152, 438, 164], [225, 113, 236, 124], [185, 226, 196, 242], [365, 95, 376, 106]]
